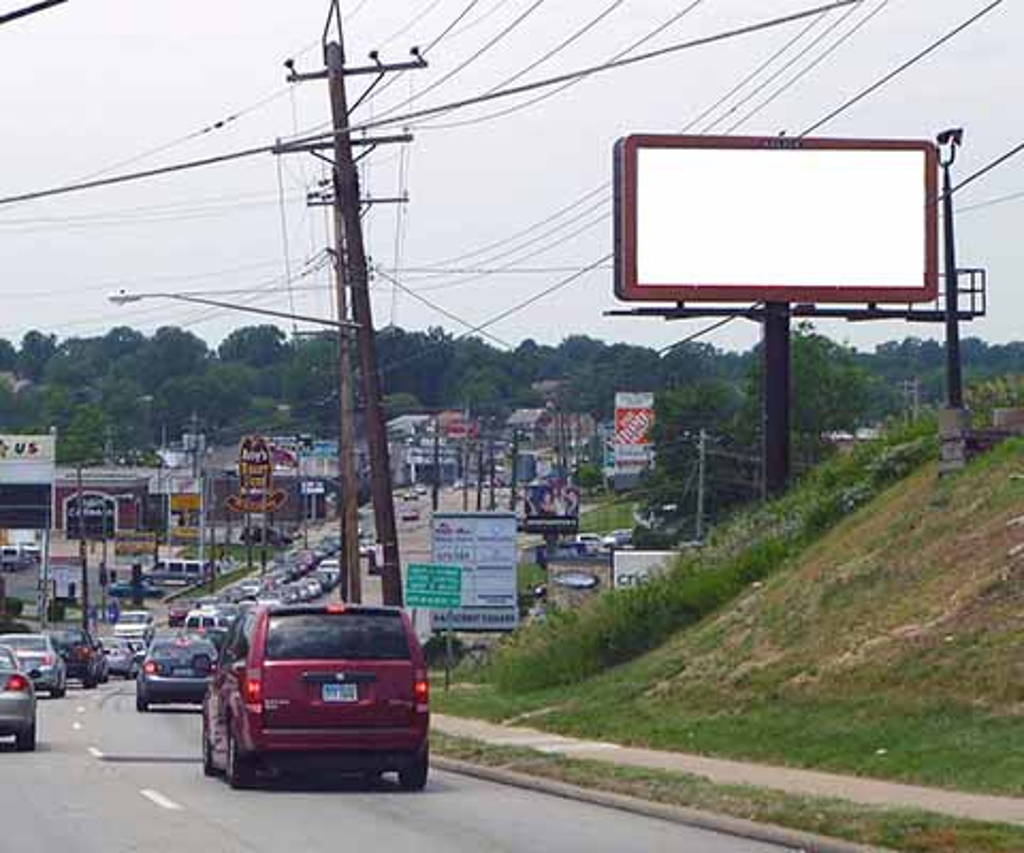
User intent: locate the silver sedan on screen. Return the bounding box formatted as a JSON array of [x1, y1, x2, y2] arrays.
[[0, 645, 36, 751], [0, 633, 66, 698]]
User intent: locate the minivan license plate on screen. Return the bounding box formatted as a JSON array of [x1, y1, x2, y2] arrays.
[[322, 683, 358, 703]]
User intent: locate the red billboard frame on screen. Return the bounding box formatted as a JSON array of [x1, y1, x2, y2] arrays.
[[614, 134, 939, 305]]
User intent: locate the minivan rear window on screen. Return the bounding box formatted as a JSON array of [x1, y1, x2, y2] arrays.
[[265, 613, 410, 661]]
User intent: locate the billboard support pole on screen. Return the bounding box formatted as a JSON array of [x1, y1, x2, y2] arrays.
[[763, 302, 791, 497], [939, 130, 964, 410]]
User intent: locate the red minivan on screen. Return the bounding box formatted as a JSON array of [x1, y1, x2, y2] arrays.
[[202, 604, 429, 790]]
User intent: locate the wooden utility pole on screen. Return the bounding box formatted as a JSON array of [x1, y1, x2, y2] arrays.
[[75, 464, 88, 631], [324, 71, 360, 602], [283, 4, 426, 604], [326, 41, 400, 606], [487, 435, 497, 511], [475, 438, 484, 511], [509, 428, 520, 512], [432, 416, 441, 512]]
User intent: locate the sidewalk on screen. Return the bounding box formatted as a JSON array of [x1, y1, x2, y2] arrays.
[[434, 714, 1024, 826]]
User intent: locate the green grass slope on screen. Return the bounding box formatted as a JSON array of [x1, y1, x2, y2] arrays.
[[441, 435, 1024, 795]]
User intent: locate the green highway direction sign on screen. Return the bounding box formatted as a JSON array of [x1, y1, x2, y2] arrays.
[[405, 563, 463, 610]]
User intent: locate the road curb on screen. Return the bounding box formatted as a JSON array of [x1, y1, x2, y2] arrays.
[[434, 756, 891, 853]]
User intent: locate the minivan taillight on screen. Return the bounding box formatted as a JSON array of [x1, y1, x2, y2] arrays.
[[4, 674, 30, 692], [243, 669, 262, 709], [414, 674, 429, 710], [143, 661, 159, 676]]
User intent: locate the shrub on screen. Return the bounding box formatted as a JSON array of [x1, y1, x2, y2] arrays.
[[47, 600, 67, 623], [3, 598, 24, 618]]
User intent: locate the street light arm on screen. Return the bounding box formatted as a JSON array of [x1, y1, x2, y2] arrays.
[[108, 290, 360, 330]]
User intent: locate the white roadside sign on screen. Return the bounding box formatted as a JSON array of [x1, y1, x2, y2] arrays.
[[429, 512, 519, 632]]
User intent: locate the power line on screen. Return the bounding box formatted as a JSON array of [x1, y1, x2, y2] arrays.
[[719, 1, 877, 133], [957, 187, 1024, 214], [0, 0, 67, 28], [658, 311, 759, 354], [348, 0, 488, 117], [376, 254, 611, 377], [375, 0, 551, 122], [685, 10, 828, 134], [801, 0, 1005, 135], [0, 0, 859, 210], [950, 139, 1024, 198], [418, 0, 627, 130], [373, 267, 514, 349], [408, 1, 851, 270], [291, 0, 862, 143], [419, 0, 707, 131], [376, 0, 447, 50], [276, 146, 298, 334]]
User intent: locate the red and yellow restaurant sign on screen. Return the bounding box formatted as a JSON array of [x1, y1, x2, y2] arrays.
[[226, 435, 288, 514]]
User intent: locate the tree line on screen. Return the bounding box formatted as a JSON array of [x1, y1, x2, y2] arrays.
[[0, 324, 1018, 474]]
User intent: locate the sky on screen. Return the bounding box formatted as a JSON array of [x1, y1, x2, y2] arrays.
[[0, 0, 1020, 356]]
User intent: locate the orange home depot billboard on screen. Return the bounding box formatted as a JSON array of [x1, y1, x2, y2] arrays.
[[614, 393, 654, 476]]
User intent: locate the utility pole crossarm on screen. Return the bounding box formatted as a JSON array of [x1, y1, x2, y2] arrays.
[[273, 134, 413, 156]]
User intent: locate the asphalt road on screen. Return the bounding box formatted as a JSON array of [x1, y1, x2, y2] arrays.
[[0, 682, 789, 853]]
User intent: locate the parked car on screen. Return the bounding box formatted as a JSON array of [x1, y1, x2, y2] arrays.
[[202, 604, 429, 790], [49, 628, 104, 688], [113, 611, 155, 644], [136, 635, 218, 712], [0, 634, 66, 698], [103, 637, 139, 679], [0, 645, 36, 750], [400, 507, 420, 523]]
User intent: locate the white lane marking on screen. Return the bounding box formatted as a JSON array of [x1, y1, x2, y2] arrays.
[[76, 706, 86, 714], [140, 789, 183, 811], [88, 747, 104, 759], [72, 722, 83, 731]]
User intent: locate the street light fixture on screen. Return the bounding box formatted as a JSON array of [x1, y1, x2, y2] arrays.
[[108, 289, 360, 330]]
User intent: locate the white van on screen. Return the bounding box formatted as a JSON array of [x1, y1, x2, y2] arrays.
[[184, 610, 230, 632], [148, 559, 208, 587]]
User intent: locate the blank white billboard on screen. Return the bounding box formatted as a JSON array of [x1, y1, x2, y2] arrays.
[[616, 137, 938, 304]]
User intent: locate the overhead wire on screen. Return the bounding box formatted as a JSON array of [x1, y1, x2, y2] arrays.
[[417, 0, 627, 131], [342, 0, 488, 120], [715, 0, 868, 132], [395, 1, 1009, 354], [276, 149, 299, 334], [957, 187, 1024, 214], [376, 0, 447, 50], [0, 0, 862, 210], [374, 267, 513, 349], [372, 0, 551, 123], [657, 0, 1008, 358], [409, 3, 839, 271], [419, 0, 707, 131], [801, 0, 1004, 135]]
